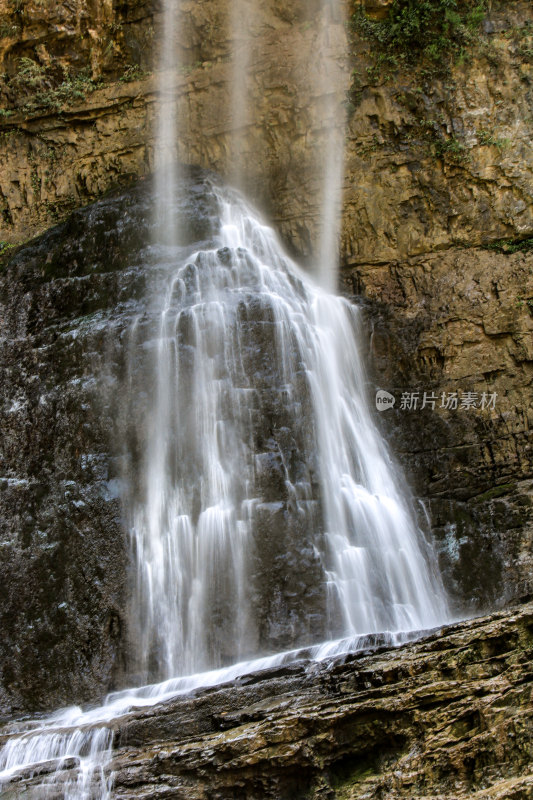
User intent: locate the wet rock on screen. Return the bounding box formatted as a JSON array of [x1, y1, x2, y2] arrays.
[[0, 170, 329, 712], [100, 600, 533, 799], [344, 246, 533, 618], [0, 169, 218, 714]]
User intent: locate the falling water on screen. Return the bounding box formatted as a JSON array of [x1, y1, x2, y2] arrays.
[[0, 182, 448, 797], [129, 183, 447, 684], [229, 0, 257, 187], [154, 0, 180, 242], [0, 0, 449, 796], [314, 0, 348, 291]]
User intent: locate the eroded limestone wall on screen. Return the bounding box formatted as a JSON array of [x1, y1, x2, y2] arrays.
[[347, 248, 533, 614]]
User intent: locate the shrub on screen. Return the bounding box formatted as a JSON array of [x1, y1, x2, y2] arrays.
[[483, 237, 533, 254], [12, 57, 50, 93], [352, 0, 488, 66]]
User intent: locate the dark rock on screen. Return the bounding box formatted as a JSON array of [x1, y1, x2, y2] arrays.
[[0, 169, 219, 714], [99, 601, 533, 799]]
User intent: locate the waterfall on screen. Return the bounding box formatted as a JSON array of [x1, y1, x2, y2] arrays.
[[0, 0, 449, 797], [154, 0, 180, 243], [128, 183, 447, 683], [0, 180, 448, 798], [229, 0, 256, 187]]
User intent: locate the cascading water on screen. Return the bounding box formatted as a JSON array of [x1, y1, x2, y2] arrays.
[[0, 0, 449, 796], [229, 0, 257, 187], [128, 183, 447, 684], [154, 0, 180, 242]]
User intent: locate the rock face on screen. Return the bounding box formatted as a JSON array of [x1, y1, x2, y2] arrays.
[[347, 246, 533, 617], [0, 181, 150, 714], [0, 0, 531, 719], [0, 4, 530, 798], [1, 169, 262, 713], [0, 0, 531, 259], [0, 172, 339, 711], [0, 174, 220, 713], [111, 600, 533, 799], [7, 599, 532, 799], [0, 3, 531, 589]]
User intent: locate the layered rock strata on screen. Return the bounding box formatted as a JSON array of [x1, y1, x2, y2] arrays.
[[5, 600, 532, 799]]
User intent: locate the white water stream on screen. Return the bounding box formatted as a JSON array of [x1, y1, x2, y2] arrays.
[[130, 185, 447, 683], [314, 0, 347, 291]]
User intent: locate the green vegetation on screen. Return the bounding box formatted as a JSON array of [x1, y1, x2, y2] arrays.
[[474, 483, 516, 503], [119, 64, 149, 83], [506, 20, 533, 62], [0, 241, 16, 256], [349, 0, 491, 101], [52, 70, 98, 104], [8, 58, 100, 116], [352, 0, 489, 72], [42, 197, 77, 224], [482, 237, 533, 255], [347, 0, 503, 162], [477, 128, 511, 150], [433, 136, 469, 164], [12, 56, 49, 92], [0, 240, 18, 272], [0, 21, 19, 37]]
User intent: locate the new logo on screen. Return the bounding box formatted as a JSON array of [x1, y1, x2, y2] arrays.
[[375, 390, 395, 411]]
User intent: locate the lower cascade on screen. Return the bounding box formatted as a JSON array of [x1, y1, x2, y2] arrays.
[[0, 181, 448, 798]]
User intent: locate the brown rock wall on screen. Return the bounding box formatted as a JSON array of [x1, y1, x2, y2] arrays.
[[1, 1, 531, 261], [9, 600, 532, 799], [346, 247, 533, 614]]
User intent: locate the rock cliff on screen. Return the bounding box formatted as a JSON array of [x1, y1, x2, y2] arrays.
[[111, 600, 533, 799], [0, 0, 531, 727], [351, 245, 533, 617], [2, 0, 531, 634], [1, 0, 531, 258]]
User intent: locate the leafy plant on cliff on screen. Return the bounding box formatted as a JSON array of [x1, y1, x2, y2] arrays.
[[53, 69, 98, 104], [0, 20, 19, 38], [347, 0, 491, 159], [12, 57, 50, 93], [119, 64, 149, 83], [483, 237, 533, 255], [433, 135, 470, 164], [477, 128, 511, 150], [10, 58, 99, 116], [0, 241, 15, 256], [352, 0, 488, 69]]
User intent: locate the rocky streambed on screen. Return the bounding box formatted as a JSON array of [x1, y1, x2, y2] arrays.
[[111, 599, 533, 799], [3, 599, 532, 799]]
